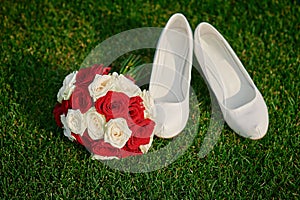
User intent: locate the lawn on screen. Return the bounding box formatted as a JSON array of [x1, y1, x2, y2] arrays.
[[1, 0, 299, 199]]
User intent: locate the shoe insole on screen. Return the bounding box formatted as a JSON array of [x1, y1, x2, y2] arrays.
[[200, 34, 255, 109], [151, 27, 190, 103]]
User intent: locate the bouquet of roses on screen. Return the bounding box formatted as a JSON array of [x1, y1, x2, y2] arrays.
[[53, 64, 156, 160]]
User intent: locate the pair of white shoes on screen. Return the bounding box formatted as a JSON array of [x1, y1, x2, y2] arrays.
[[149, 13, 269, 140]]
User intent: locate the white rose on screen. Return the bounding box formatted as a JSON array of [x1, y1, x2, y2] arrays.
[[66, 109, 86, 136], [57, 71, 77, 103], [88, 74, 114, 101], [113, 73, 141, 97], [104, 118, 132, 148], [60, 114, 75, 141], [140, 89, 156, 119], [86, 107, 106, 140]]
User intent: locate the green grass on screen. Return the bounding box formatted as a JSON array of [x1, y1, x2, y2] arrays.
[[1, 0, 299, 199]]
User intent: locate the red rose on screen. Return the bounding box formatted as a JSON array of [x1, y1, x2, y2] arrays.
[[130, 118, 155, 138], [75, 64, 111, 87], [95, 91, 130, 121], [102, 66, 111, 75], [123, 136, 149, 152], [53, 100, 72, 127], [91, 139, 121, 157], [71, 130, 94, 149], [125, 118, 155, 151], [120, 146, 143, 157], [71, 132, 84, 145], [53, 103, 63, 127], [71, 86, 93, 114], [90, 139, 142, 158], [128, 96, 145, 123]]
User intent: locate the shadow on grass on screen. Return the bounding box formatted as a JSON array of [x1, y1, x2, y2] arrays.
[[10, 55, 64, 128], [7, 29, 222, 171]]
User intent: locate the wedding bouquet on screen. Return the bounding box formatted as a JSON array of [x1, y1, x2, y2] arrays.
[[53, 64, 156, 160]]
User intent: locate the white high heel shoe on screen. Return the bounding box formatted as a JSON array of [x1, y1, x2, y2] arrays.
[[194, 22, 269, 140], [149, 13, 193, 138]]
